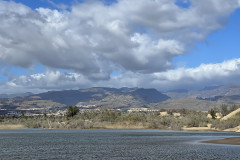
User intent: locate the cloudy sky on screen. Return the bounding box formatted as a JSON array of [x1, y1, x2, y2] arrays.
[[0, 0, 240, 94]]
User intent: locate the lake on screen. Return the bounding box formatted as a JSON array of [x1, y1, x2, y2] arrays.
[[0, 129, 240, 159]]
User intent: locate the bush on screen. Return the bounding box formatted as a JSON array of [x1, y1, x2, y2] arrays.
[[66, 106, 79, 118], [211, 119, 239, 130], [209, 109, 216, 119], [220, 104, 228, 117], [182, 111, 209, 127], [229, 104, 239, 113]]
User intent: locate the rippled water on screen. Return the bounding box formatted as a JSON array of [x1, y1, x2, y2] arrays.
[[0, 129, 240, 160]]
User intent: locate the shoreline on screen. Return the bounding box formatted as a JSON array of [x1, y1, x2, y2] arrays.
[[0, 124, 25, 129], [1, 125, 240, 145], [0, 124, 240, 133], [203, 137, 240, 145], [0, 124, 238, 132], [0, 124, 239, 133]]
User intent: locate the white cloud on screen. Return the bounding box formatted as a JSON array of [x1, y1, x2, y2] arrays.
[[2, 58, 240, 94], [151, 58, 240, 90], [0, 0, 240, 93], [0, 0, 239, 80]]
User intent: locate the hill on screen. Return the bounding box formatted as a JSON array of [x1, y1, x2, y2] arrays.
[[35, 87, 170, 109], [150, 98, 223, 111], [2, 85, 240, 113], [0, 87, 170, 111], [165, 85, 240, 99], [0, 92, 33, 98]]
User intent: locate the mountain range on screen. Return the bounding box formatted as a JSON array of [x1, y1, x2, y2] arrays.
[[164, 85, 240, 99], [1, 85, 240, 113], [0, 92, 33, 98], [0, 87, 169, 111]]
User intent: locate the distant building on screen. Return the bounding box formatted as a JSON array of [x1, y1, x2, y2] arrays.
[[128, 108, 159, 113], [160, 112, 169, 116]]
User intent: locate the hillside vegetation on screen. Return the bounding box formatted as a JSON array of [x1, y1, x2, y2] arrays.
[[2, 86, 240, 113], [2, 104, 240, 131], [0, 109, 208, 130], [151, 98, 223, 111]]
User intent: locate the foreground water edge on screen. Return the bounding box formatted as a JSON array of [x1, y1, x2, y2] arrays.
[[0, 129, 240, 159], [1, 127, 240, 145]]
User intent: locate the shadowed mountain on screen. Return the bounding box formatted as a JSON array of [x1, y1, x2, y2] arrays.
[[35, 87, 170, 108], [166, 89, 188, 93], [2, 85, 240, 112], [198, 95, 240, 104], [0, 87, 170, 110]]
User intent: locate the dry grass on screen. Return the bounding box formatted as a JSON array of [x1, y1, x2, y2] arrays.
[[222, 108, 240, 120]]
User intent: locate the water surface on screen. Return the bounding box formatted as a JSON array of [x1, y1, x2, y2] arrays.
[[0, 129, 240, 159]]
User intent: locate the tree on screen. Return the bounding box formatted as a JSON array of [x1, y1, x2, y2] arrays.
[[220, 104, 228, 116], [209, 109, 216, 119], [66, 106, 79, 118], [229, 104, 239, 113]]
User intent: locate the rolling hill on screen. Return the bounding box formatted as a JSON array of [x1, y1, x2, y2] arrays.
[[0, 87, 170, 110], [2, 85, 240, 112]]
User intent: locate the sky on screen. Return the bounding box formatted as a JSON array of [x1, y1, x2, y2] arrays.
[[0, 0, 240, 94]]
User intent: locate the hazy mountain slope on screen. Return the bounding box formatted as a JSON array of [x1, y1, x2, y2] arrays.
[[0, 87, 170, 110], [198, 95, 240, 105], [35, 87, 169, 106], [151, 98, 223, 111], [2, 85, 240, 112], [0, 97, 65, 110], [165, 85, 240, 99], [0, 92, 33, 98]]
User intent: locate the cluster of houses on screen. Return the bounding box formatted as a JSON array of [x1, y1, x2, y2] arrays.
[[0, 108, 66, 118], [127, 107, 181, 117], [2, 106, 227, 119]]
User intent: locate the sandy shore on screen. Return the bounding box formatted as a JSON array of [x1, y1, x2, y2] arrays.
[[203, 137, 240, 145], [182, 127, 217, 132], [0, 124, 25, 129], [182, 124, 218, 132]]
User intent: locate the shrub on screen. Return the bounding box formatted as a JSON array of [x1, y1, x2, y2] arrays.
[[209, 109, 216, 119], [220, 104, 228, 116], [66, 106, 79, 118]]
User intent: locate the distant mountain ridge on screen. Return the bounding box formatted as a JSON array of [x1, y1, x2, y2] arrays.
[[35, 87, 170, 108], [200, 85, 223, 91], [0, 87, 170, 110], [2, 85, 240, 112], [165, 85, 240, 99], [0, 92, 33, 98]]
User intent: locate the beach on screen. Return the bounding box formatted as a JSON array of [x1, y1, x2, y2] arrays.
[[0, 124, 25, 129], [203, 137, 240, 145]]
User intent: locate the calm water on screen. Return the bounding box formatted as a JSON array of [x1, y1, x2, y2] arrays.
[[0, 129, 240, 160]]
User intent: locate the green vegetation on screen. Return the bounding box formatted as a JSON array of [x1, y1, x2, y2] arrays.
[[211, 112, 240, 130], [209, 109, 216, 119], [66, 106, 79, 118], [1, 104, 240, 131], [220, 104, 239, 116], [0, 109, 210, 130], [209, 104, 240, 130]]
